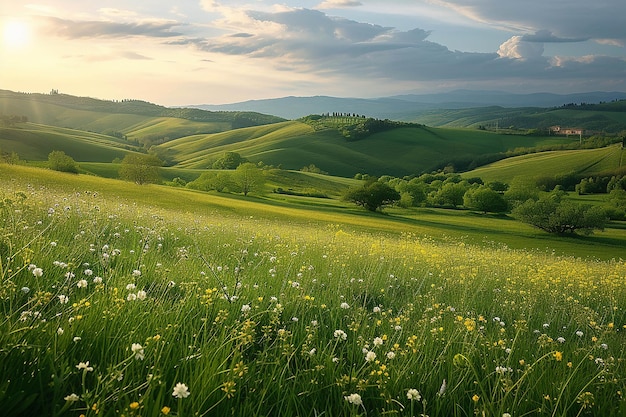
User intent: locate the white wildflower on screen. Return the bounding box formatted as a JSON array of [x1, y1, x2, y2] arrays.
[[172, 382, 190, 399], [344, 393, 362, 406], [407, 388, 421, 401], [131, 343, 145, 360]]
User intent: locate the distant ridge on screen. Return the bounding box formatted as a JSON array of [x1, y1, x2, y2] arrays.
[[192, 90, 626, 120]]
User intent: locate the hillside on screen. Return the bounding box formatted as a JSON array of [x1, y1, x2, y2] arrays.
[[415, 103, 626, 132], [0, 89, 285, 144], [1, 89, 624, 180], [158, 120, 576, 177], [464, 143, 625, 183], [0, 123, 139, 162]]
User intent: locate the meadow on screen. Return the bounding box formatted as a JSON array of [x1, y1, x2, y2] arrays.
[[1, 164, 625, 417]]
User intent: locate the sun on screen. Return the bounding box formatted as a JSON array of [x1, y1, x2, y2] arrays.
[[2, 20, 31, 49]]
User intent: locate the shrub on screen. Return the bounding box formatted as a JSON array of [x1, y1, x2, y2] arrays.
[[512, 194, 608, 235], [47, 150, 78, 173]]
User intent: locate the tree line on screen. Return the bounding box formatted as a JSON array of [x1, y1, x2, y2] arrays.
[[344, 172, 621, 235]]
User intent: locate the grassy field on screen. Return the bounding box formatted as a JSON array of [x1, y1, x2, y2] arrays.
[[157, 121, 574, 177], [1, 163, 625, 417], [0, 123, 137, 162], [464, 144, 625, 184], [411, 105, 626, 132]]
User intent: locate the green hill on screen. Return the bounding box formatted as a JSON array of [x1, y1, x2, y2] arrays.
[[0, 89, 285, 144], [0, 123, 138, 162], [464, 144, 625, 183], [159, 120, 574, 177], [411, 101, 626, 132]]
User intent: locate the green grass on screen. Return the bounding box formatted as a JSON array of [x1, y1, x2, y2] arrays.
[[158, 122, 574, 177], [411, 105, 626, 132], [0, 90, 284, 148], [464, 144, 625, 183], [0, 123, 137, 162], [1, 163, 625, 417]]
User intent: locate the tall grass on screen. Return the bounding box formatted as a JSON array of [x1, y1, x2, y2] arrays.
[[1, 170, 625, 416]]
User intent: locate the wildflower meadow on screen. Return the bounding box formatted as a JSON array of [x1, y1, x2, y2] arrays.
[[1, 175, 625, 417]]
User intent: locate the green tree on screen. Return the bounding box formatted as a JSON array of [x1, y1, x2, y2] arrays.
[[463, 186, 508, 213], [213, 152, 247, 170], [396, 179, 427, 207], [187, 171, 233, 192], [512, 193, 608, 235], [429, 181, 468, 207], [504, 177, 540, 208], [47, 150, 78, 173], [344, 180, 400, 211], [118, 153, 162, 184], [233, 162, 263, 196]]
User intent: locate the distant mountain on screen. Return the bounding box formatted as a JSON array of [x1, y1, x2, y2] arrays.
[[192, 90, 626, 121]]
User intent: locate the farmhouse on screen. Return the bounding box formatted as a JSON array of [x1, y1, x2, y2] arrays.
[[550, 125, 584, 137]]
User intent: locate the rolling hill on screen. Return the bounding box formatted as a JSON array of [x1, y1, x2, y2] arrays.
[[0, 89, 285, 144], [156, 119, 578, 177], [1, 88, 624, 181], [463, 143, 625, 183]]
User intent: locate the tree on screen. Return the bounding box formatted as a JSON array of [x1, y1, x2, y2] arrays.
[[344, 180, 400, 211], [396, 179, 427, 207], [187, 171, 233, 192], [429, 181, 468, 207], [463, 186, 508, 213], [504, 177, 540, 208], [213, 152, 247, 169], [233, 162, 263, 196], [118, 153, 162, 184], [512, 193, 608, 235], [48, 150, 78, 173]]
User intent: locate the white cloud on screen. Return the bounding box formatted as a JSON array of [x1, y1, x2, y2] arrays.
[[316, 0, 363, 9], [498, 36, 544, 60]]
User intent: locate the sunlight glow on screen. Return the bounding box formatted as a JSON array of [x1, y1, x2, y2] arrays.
[[2, 20, 31, 49]]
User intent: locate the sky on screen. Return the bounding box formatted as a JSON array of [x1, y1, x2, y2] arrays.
[[1, 0, 625, 106]]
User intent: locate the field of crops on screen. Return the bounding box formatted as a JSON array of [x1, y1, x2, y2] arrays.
[[1, 165, 625, 417]]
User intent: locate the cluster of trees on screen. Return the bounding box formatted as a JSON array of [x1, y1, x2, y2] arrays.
[[0, 147, 20, 164], [576, 174, 626, 194], [300, 164, 328, 175], [344, 173, 612, 235], [186, 163, 263, 196], [1, 114, 28, 127]]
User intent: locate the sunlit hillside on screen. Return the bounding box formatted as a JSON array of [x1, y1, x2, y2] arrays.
[[465, 144, 625, 183]]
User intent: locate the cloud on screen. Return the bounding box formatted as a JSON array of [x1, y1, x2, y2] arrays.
[[434, 0, 626, 45], [120, 51, 151, 60], [42, 16, 184, 39], [184, 6, 626, 93], [521, 30, 588, 44], [316, 0, 363, 9], [498, 36, 544, 60]]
